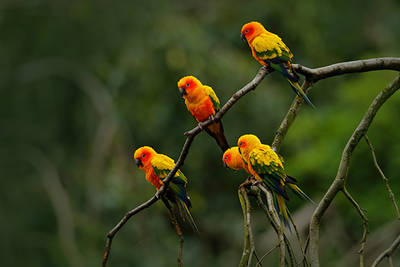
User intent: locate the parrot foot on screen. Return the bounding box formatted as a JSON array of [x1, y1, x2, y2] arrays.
[[247, 175, 254, 181], [207, 114, 215, 121], [197, 122, 206, 130], [252, 180, 261, 186]]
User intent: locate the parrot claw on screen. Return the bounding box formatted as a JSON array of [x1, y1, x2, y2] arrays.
[[251, 180, 261, 186], [208, 114, 215, 121], [198, 122, 205, 130]]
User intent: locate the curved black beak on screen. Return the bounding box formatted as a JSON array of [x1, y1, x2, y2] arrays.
[[223, 161, 228, 168], [179, 87, 187, 97], [135, 158, 143, 167], [240, 33, 246, 42]]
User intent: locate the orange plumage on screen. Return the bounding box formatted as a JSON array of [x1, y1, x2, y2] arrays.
[[178, 76, 230, 152]]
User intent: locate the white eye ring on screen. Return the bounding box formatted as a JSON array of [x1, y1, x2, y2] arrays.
[[186, 83, 190, 87]]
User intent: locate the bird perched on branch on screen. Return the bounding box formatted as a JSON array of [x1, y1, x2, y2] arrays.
[[134, 146, 198, 232], [240, 21, 315, 108], [237, 134, 313, 226], [223, 146, 249, 173], [178, 76, 230, 152]]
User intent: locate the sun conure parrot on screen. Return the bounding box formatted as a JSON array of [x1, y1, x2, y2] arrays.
[[237, 134, 313, 226], [240, 21, 315, 108], [178, 76, 230, 152], [223, 146, 250, 173], [134, 146, 198, 231]]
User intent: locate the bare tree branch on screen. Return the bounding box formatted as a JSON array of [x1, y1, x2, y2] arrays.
[[102, 66, 272, 267], [364, 135, 400, 220], [258, 185, 286, 267], [256, 244, 279, 267], [102, 58, 400, 266], [272, 80, 311, 151], [256, 190, 297, 267], [238, 187, 256, 267], [371, 234, 400, 267], [342, 187, 369, 267], [308, 74, 400, 267], [293, 57, 400, 83]]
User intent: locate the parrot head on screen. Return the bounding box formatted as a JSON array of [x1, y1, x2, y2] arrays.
[[237, 134, 262, 162], [177, 76, 202, 98], [240, 21, 266, 43], [223, 147, 245, 170], [133, 146, 156, 169]]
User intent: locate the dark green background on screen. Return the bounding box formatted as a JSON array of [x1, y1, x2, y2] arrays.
[[1, 0, 399, 266]]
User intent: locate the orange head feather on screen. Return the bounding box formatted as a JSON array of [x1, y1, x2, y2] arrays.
[[177, 76, 202, 99], [240, 21, 267, 43], [223, 147, 246, 171], [133, 146, 157, 170], [237, 134, 262, 162]]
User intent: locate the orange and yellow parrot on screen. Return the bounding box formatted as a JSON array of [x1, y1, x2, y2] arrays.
[[237, 134, 313, 226], [223, 146, 250, 173], [178, 76, 230, 152], [134, 146, 198, 231], [241, 21, 315, 108]]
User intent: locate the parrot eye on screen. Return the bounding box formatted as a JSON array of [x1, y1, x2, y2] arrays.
[[224, 156, 227, 160], [245, 29, 249, 33], [239, 142, 243, 147], [141, 154, 146, 158], [186, 83, 190, 87]]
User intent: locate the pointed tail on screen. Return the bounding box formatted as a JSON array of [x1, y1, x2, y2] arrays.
[[287, 183, 315, 204], [287, 79, 316, 109], [205, 121, 230, 152], [285, 175, 314, 204], [274, 193, 291, 229], [178, 200, 199, 233]]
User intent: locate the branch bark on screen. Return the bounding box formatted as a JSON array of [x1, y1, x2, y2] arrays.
[[371, 234, 400, 267], [238, 187, 256, 267], [308, 74, 400, 267], [364, 135, 400, 220], [292, 57, 400, 83]]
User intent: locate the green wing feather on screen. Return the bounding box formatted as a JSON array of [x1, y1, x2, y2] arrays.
[[252, 33, 293, 62], [203, 85, 220, 111], [249, 145, 289, 199], [152, 154, 187, 183], [151, 154, 197, 230]]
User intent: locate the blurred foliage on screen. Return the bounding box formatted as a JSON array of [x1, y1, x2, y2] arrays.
[[1, 0, 399, 266]]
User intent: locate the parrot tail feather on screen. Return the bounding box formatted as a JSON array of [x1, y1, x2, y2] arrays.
[[287, 183, 315, 204], [287, 79, 316, 109], [205, 122, 230, 152], [274, 193, 291, 230], [178, 200, 199, 233]]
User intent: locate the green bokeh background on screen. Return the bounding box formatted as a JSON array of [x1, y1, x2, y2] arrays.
[[1, 0, 399, 266]]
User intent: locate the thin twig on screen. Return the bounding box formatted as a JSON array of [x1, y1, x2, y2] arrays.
[[162, 198, 184, 267], [371, 234, 400, 267], [238, 187, 256, 267], [256, 191, 296, 267], [308, 75, 400, 267], [342, 187, 369, 267], [256, 244, 279, 267], [257, 184, 286, 267], [272, 80, 311, 151], [364, 135, 400, 219], [288, 212, 309, 267]]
